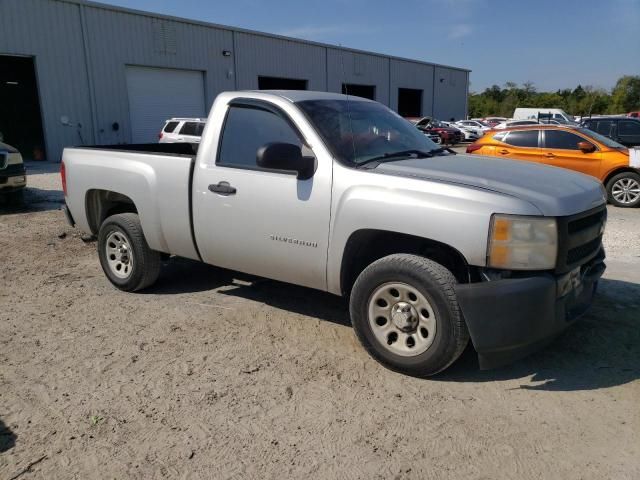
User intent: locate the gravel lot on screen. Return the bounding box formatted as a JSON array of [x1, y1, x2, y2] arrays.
[[1, 164, 639, 480]]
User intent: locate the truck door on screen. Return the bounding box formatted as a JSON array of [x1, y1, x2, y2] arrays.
[[192, 99, 332, 290]]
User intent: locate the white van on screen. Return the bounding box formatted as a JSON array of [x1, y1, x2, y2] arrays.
[[513, 108, 575, 123]]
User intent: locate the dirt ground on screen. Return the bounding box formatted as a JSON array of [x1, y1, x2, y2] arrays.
[[1, 164, 639, 480]]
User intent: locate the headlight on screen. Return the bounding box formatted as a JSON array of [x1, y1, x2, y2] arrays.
[[487, 214, 558, 270], [7, 152, 23, 165]]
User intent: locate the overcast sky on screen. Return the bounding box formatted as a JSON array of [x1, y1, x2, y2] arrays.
[[101, 0, 640, 92]]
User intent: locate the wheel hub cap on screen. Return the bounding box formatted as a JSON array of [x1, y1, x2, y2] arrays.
[[105, 231, 134, 279], [391, 302, 418, 331], [367, 282, 437, 357], [612, 178, 640, 204]]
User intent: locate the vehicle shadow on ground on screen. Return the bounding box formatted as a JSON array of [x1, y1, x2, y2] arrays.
[[0, 187, 63, 214], [149, 257, 350, 327], [438, 278, 640, 391], [0, 418, 17, 453], [152, 259, 639, 390]]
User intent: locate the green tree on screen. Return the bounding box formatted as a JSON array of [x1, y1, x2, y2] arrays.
[[610, 76, 640, 113]]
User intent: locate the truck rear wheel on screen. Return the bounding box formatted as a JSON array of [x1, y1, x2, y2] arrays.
[[349, 254, 469, 377], [98, 213, 161, 292]]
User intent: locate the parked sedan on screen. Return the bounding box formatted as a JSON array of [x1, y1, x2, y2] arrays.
[[456, 120, 491, 133], [467, 125, 640, 207], [0, 141, 27, 205], [443, 121, 480, 141], [483, 117, 508, 127], [412, 118, 463, 145], [580, 116, 640, 147], [405, 117, 441, 143]]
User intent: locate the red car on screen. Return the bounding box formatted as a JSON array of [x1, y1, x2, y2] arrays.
[[628, 112, 640, 119], [408, 117, 463, 145]]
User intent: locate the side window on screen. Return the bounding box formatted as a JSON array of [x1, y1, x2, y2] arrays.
[[594, 120, 613, 136], [218, 106, 301, 168], [619, 121, 640, 136], [180, 122, 200, 136], [503, 130, 539, 147], [493, 131, 507, 142], [163, 121, 179, 133], [544, 130, 586, 150]]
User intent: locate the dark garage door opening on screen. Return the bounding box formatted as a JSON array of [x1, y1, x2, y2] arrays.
[[0, 55, 46, 160], [398, 88, 423, 117], [342, 84, 376, 100], [258, 76, 308, 90]]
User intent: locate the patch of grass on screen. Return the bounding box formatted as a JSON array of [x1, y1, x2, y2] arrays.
[[89, 415, 104, 426]]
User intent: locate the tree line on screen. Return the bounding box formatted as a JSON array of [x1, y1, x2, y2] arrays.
[[468, 75, 640, 119]]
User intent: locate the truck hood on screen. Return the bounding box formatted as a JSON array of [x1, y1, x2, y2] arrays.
[[375, 154, 606, 216]]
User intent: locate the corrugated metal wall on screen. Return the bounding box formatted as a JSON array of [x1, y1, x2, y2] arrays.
[[326, 49, 390, 103], [0, 0, 469, 161], [389, 59, 435, 116], [434, 67, 469, 121], [0, 0, 94, 161], [234, 33, 327, 91], [82, 5, 234, 145]]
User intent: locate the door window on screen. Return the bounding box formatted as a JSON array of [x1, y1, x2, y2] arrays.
[[218, 106, 301, 168], [503, 130, 539, 147], [619, 121, 640, 136], [593, 120, 613, 136], [544, 130, 586, 150]]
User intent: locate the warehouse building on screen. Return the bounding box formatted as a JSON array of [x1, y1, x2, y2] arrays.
[[0, 0, 470, 162]]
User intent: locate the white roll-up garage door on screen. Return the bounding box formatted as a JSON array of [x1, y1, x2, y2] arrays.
[[125, 66, 206, 143]]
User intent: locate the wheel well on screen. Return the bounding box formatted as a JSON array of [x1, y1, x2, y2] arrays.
[[340, 229, 470, 296], [85, 189, 138, 234], [603, 167, 640, 188]]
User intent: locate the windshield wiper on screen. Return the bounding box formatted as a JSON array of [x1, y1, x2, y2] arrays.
[[357, 149, 434, 168]]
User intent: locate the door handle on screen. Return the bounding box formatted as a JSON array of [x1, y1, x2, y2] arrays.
[[545, 152, 556, 158], [498, 149, 509, 155], [208, 181, 237, 195]]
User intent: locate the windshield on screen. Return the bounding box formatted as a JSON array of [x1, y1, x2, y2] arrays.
[[297, 99, 440, 165], [578, 127, 626, 149]]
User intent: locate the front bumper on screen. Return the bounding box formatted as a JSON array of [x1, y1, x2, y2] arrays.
[[0, 164, 27, 192], [455, 252, 606, 369]]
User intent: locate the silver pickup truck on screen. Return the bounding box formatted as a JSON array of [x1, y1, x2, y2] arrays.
[[62, 90, 607, 376]]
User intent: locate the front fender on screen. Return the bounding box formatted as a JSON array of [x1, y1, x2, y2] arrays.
[[326, 167, 540, 295]]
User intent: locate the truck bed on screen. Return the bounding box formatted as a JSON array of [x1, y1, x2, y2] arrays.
[[80, 143, 198, 156], [62, 143, 200, 260]]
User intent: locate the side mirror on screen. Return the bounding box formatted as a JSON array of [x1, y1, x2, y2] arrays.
[[256, 142, 316, 180], [577, 141, 596, 153]]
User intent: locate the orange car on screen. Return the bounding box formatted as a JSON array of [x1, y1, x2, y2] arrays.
[[467, 125, 639, 207]]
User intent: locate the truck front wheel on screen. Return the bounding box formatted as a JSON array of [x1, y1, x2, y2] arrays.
[[97, 213, 161, 292], [349, 254, 469, 377]]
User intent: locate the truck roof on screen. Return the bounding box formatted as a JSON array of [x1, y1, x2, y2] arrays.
[[239, 90, 373, 103]]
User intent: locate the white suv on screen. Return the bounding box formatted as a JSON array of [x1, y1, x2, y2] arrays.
[[158, 118, 206, 143]]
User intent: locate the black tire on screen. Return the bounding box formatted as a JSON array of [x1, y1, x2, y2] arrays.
[[349, 254, 469, 377], [97, 213, 161, 292], [606, 171, 640, 208]]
